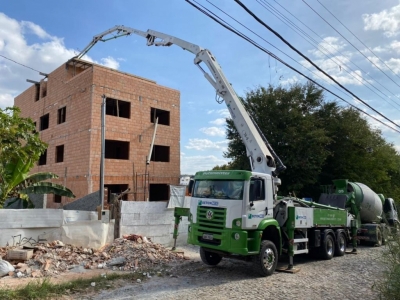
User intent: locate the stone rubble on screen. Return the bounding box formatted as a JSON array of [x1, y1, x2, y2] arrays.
[[0, 234, 186, 279]]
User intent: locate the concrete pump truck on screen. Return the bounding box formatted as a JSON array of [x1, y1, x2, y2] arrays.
[[76, 26, 398, 277]]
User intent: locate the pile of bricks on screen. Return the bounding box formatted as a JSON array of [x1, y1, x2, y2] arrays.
[[0, 234, 187, 278]]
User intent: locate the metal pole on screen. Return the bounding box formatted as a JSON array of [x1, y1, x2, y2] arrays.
[[100, 95, 106, 210]]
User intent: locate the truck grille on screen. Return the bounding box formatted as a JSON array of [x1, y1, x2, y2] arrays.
[[197, 206, 226, 246]]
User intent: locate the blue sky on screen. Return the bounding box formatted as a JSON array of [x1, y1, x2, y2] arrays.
[[1, 0, 400, 174]]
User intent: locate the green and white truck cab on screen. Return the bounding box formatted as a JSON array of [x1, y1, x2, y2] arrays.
[[187, 170, 279, 256]]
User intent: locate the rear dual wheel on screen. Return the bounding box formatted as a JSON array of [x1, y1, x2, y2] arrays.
[[321, 234, 335, 260], [335, 232, 346, 256]]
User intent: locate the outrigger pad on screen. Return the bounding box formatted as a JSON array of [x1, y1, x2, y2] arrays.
[[276, 266, 300, 273], [345, 250, 358, 255]]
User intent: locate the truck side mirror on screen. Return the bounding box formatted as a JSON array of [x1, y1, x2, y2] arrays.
[[188, 179, 194, 196]]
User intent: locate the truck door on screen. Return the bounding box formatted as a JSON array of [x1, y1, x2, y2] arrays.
[[242, 176, 272, 229]]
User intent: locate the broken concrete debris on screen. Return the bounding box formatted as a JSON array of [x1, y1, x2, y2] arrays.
[[0, 234, 186, 279]]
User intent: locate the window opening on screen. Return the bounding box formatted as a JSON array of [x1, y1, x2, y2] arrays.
[[38, 150, 47, 165], [105, 140, 130, 160], [58, 107, 66, 124], [151, 108, 170, 126], [54, 195, 62, 203], [106, 97, 130, 118], [150, 145, 169, 162], [40, 114, 49, 131], [56, 145, 64, 163], [149, 184, 169, 201]]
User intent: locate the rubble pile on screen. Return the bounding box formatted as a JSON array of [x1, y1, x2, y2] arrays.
[[0, 234, 187, 279]]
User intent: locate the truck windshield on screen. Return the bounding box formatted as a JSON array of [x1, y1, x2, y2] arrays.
[[193, 180, 244, 200]]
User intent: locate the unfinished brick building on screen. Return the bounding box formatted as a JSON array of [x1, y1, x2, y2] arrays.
[[14, 59, 180, 208]]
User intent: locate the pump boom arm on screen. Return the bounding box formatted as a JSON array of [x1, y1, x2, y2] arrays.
[[75, 26, 285, 178]]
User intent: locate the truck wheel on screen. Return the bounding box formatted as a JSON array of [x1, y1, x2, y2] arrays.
[[253, 240, 278, 277], [335, 232, 346, 256], [321, 234, 335, 260], [200, 247, 222, 266]]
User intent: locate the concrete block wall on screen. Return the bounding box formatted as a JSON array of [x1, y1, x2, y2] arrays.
[[0, 209, 113, 249], [14, 59, 181, 207], [120, 201, 189, 247]]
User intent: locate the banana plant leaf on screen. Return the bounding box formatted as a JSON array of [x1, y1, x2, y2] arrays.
[[19, 182, 75, 198], [23, 172, 59, 184]]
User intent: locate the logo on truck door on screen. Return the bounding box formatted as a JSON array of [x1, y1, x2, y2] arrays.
[[206, 210, 214, 220]]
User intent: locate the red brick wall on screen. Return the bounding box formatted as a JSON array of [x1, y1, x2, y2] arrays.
[[14, 60, 180, 207]]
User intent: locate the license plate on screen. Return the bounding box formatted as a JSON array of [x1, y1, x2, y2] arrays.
[[202, 233, 213, 240]]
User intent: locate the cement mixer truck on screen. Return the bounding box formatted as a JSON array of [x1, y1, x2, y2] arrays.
[[319, 179, 399, 247]]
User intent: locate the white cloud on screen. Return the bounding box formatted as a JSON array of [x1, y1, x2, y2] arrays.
[[279, 75, 300, 86], [210, 118, 226, 126], [199, 126, 225, 137], [309, 37, 346, 58], [21, 21, 52, 39], [180, 154, 228, 174], [217, 109, 230, 117], [363, 3, 400, 37], [0, 12, 120, 109], [185, 138, 227, 151], [390, 40, 400, 53], [207, 108, 230, 117], [0, 93, 13, 108], [100, 56, 120, 69], [302, 52, 367, 86], [368, 114, 400, 133]]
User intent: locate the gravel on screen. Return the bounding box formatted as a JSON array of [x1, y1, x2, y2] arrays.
[[92, 244, 386, 300]]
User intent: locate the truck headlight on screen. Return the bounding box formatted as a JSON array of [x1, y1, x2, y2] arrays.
[[188, 226, 191, 233], [234, 233, 240, 240], [236, 220, 241, 227]]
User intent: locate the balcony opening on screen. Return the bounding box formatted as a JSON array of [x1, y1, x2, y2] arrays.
[[38, 149, 47, 165], [151, 145, 170, 162], [149, 184, 169, 201], [34, 84, 40, 101], [106, 97, 130, 118], [54, 195, 62, 203], [56, 145, 64, 163], [105, 140, 129, 160], [40, 114, 49, 131], [104, 184, 129, 201], [151, 108, 170, 126], [58, 107, 66, 124], [41, 81, 47, 98]]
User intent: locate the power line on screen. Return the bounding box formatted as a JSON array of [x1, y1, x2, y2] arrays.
[[256, 0, 400, 112], [316, 0, 400, 82], [302, 0, 400, 91], [0, 54, 44, 73], [203, 0, 350, 100], [233, 0, 400, 131], [185, 0, 400, 134]]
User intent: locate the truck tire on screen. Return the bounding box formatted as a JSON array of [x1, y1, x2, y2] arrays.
[[253, 240, 278, 277], [321, 234, 335, 260], [200, 247, 222, 266], [335, 232, 346, 256]]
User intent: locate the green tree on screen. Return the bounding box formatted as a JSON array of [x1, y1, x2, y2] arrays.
[[224, 82, 331, 195], [0, 107, 75, 208], [222, 82, 400, 200], [314, 106, 400, 201]]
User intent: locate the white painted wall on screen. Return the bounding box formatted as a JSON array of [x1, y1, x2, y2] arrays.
[[0, 200, 190, 249], [120, 200, 190, 246], [0, 209, 114, 249]]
